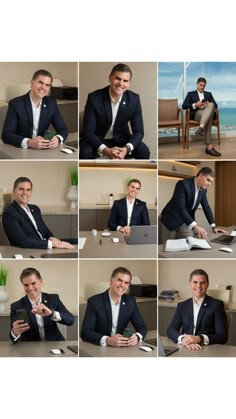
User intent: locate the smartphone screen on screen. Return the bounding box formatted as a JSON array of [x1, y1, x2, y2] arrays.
[[16, 309, 29, 324]]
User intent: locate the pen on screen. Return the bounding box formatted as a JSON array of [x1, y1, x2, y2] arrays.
[[99, 239, 102, 245]]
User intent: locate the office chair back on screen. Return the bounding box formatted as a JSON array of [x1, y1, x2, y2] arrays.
[[207, 288, 231, 309]]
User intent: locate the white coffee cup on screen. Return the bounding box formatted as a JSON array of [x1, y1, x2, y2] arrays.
[[91, 229, 97, 237]]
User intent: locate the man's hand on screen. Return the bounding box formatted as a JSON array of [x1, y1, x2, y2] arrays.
[[193, 225, 208, 239], [118, 226, 131, 234], [115, 147, 128, 159], [213, 227, 228, 234], [54, 241, 75, 249], [181, 334, 203, 350], [49, 237, 61, 247], [46, 136, 60, 149], [103, 147, 120, 159], [106, 334, 129, 347], [12, 320, 30, 337], [185, 343, 203, 350], [195, 101, 203, 108], [31, 303, 52, 317], [127, 333, 138, 346], [27, 137, 50, 149]]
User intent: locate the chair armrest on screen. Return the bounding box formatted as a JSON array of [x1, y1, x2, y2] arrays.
[[177, 108, 184, 121]]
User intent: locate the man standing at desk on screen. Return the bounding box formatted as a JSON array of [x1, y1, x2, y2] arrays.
[[80, 63, 150, 159], [10, 267, 74, 342], [2, 176, 75, 249], [108, 178, 150, 233], [159, 167, 226, 242], [81, 267, 147, 346], [167, 269, 227, 350], [2, 69, 68, 148]]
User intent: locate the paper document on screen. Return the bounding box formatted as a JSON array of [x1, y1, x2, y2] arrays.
[[165, 237, 212, 252], [79, 237, 87, 250]]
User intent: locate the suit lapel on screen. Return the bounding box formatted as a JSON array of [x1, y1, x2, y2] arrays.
[[117, 295, 127, 332], [103, 87, 112, 132], [23, 93, 33, 136], [130, 199, 139, 225], [38, 97, 48, 134], [115, 92, 128, 127], [190, 178, 196, 209], [104, 291, 112, 336], [195, 296, 208, 332], [122, 198, 128, 225], [13, 201, 40, 234], [23, 296, 40, 337]]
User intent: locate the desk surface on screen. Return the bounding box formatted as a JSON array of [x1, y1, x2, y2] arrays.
[[161, 336, 236, 357], [0, 134, 78, 160], [0, 245, 78, 259], [80, 331, 157, 357], [79, 231, 157, 259], [159, 227, 236, 258], [0, 341, 78, 357]]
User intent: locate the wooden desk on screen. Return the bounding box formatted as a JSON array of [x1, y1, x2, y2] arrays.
[[0, 245, 78, 259], [0, 133, 78, 160], [160, 336, 236, 357], [79, 231, 157, 259], [159, 226, 236, 258], [0, 341, 78, 357], [80, 331, 157, 357]]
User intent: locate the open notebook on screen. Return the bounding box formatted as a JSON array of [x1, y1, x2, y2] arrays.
[[165, 236, 212, 252]]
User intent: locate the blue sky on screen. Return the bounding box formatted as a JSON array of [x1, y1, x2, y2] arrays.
[[159, 62, 236, 107]]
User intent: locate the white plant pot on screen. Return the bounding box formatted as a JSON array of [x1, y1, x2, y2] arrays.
[[0, 285, 9, 311], [67, 185, 78, 209]]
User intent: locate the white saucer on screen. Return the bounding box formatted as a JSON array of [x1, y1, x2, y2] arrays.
[[101, 232, 111, 237]]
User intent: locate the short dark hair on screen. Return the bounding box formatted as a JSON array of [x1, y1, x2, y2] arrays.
[[127, 178, 141, 188], [196, 167, 215, 177], [110, 63, 132, 80], [32, 69, 53, 83], [189, 269, 209, 284], [13, 177, 33, 189], [197, 77, 207, 84], [111, 267, 132, 281], [20, 267, 42, 283]]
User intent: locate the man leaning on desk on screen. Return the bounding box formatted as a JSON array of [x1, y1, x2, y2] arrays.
[[2, 176, 75, 249], [167, 269, 228, 350], [81, 267, 148, 347], [10, 267, 74, 342], [2, 69, 68, 149], [108, 178, 150, 233]]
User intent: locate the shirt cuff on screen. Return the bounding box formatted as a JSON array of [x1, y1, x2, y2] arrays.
[[188, 221, 197, 229], [201, 334, 209, 345], [117, 226, 121, 231], [51, 311, 62, 321], [211, 223, 216, 228], [192, 103, 196, 109], [47, 240, 53, 249], [21, 138, 29, 148], [100, 335, 109, 346], [135, 332, 142, 341], [126, 142, 134, 152], [56, 135, 63, 143], [177, 335, 184, 344], [11, 330, 21, 341], [98, 144, 107, 156]]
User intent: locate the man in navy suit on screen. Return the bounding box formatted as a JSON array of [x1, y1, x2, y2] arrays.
[[80, 63, 150, 159], [2, 69, 68, 148], [10, 267, 75, 342], [2, 177, 75, 249], [108, 178, 150, 233], [167, 269, 227, 350], [182, 77, 221, 156], [159, 167, 226, 242], [81, 267, 148, 346]]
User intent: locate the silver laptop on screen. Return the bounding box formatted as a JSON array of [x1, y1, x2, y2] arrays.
[[124, 225, 157, 245], [211, 234, 236, 245], [158, 336, 179, 357]]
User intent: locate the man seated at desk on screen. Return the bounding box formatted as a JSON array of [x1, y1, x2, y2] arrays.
[[10, 267, 74, 342], [81, 267, 147, 346], [108, 178, 150, 233], [167, 269, 227, 350], [2, 69, 68, 149], [2, 176, 75, 249]]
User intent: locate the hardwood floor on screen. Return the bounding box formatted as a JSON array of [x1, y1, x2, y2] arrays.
[[159, 136, 236, 160]]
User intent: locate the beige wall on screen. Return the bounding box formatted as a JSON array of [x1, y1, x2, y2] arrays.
[[158, 161, 215, 229], [79, 166, 157, 205], [0, 62, 78, 101], [79, 62, 157, 159], [159, 259, 236, 302], [79, 260, 157, 299], [3, 260, 78, 311], [0, 161, 77, 206]]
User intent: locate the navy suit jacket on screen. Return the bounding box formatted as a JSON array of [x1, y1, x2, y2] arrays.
[[82, 86, 144, 150], [2, 200, 54, 249], [161, 177, 215, 231], [10, 293, 74, 342], [2, 92, 68, 147], [167, 295, 227, 344], [108, 197, 150, 231], [81, 290, 148, 345], [182, 90, 218, 118]]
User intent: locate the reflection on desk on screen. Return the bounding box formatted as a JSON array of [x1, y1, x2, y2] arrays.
[[160, 336, 236, 357], [79, 231, 157, 259], [0, 133, 78, 160], [0, 341, 78, 357], [0, 245, 78, 259], [80, 331, 157, 357], [159, 226, 236, 259]]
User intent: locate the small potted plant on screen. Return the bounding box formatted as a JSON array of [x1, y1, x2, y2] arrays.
[[0, 265, 9, 310], [67, 165, 78, 209]]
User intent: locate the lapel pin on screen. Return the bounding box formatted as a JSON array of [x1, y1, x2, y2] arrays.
[[123, 101, 126, 105], [204, 303, 207, 306], [122, 302, 125, 305], [43, 104, 46, 107]]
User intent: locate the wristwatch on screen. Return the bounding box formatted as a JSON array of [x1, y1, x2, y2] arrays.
[[125, 144, 132, 155], [49, 309, 55, 318], [199, 334, 204, 345]]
